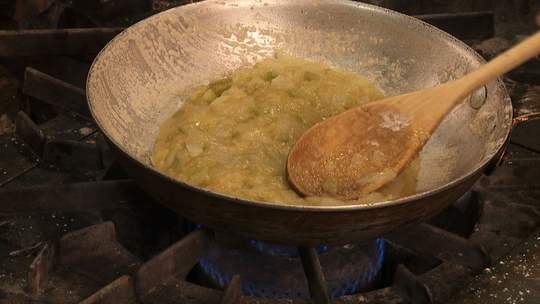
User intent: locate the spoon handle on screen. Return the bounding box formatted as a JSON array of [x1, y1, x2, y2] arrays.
[[456, 30, 540, 98]]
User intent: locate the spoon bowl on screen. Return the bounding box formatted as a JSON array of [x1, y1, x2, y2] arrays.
[[287, 30, 540, 199]]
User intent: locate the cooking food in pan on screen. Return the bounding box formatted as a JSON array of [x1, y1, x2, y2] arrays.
[[87, 0, 529, 245], [152, 52, 421, 206]]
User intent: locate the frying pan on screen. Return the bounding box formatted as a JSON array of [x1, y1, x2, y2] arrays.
[[86, 0, 540, 246]]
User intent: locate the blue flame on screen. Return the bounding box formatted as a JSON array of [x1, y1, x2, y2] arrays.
[[325, 238, 385, 299], [248, 240, 332, 258], [199, 238, 385, 299]]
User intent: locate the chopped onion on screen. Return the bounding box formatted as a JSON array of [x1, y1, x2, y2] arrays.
[[185, 141, 203, 157]]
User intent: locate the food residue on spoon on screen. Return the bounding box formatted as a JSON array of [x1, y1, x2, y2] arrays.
[[379, 110, 410, 131]]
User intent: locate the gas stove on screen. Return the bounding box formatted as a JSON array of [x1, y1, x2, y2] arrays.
[[1, 1, 540, 303]]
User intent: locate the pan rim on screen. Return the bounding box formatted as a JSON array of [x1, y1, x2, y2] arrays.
[[87, 0, 513, 213]]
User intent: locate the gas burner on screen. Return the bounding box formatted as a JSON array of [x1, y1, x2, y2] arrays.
[[199, 236, 384, 299], [248, 240, 331, 258]]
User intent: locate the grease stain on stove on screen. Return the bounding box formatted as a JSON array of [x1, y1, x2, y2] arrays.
[[79, 127, 93, 136], [455, 230, 540, 304]]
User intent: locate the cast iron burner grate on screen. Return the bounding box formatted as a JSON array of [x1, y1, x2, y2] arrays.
[[1, 2, 540, 304], [0, 161, 539, 303]]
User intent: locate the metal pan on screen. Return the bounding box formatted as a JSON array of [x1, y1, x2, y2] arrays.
[[86, 0, 540, 245]]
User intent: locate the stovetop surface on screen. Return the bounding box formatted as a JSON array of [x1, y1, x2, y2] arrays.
[[1, 1, 540, 303]]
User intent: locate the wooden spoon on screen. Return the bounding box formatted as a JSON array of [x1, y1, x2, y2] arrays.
[[287, 31, 540, 200]]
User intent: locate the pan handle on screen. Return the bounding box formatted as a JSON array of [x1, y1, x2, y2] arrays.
[[504, 73, 540, 124], [483, 76, 540, 174], [511, 88, 540, 125]]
